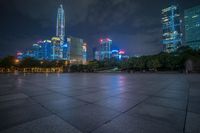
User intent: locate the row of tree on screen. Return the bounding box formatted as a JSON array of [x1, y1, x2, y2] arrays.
[[70, 46, 200, 72], [0, 46, 200, 72]]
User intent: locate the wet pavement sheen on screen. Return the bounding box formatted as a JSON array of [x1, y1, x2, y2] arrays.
[[0, 73, 199, 133]]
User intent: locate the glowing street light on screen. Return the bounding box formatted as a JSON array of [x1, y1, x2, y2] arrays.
[[15, 59, 20, 64]]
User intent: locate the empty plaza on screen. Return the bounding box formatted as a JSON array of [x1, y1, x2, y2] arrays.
[[0, 73, 199, 133]]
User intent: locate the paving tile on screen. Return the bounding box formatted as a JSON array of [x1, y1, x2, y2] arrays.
[[22, 89, 53, 97], [57, 104, 120, 132], [190, 88, 200, 97], [55, 89, 94, 97], [189, 95, 200, 103], [153, 90, 188, 100], [126, 103, 186, 130], [95, 97, 142, 112], [144, 96, 187, 110], [0, 99, 51, 131], [113, 92, 148, 101], [0, 115, 82, 133], [188, 102, 200, 114], [0, 89, 19, 96], [32, 93, 69, 104], [185, 112, 200, 133], [75, 93, 113, 103], [93, 114, 182, 133], [0, 99, 35, 111], [188, 89, 200, 114], [0, 93, 28, 102], [39, 98, 88, 113]]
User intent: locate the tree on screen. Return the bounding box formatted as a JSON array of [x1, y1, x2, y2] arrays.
[[70, 65, 78, 72], [0, 56, 16, 68], [88, 61, 99, 72], [133, 57, 145, 71], [119, 60, 129, 71], [20, 57, 40, 68], [147, 58, 161, 71]]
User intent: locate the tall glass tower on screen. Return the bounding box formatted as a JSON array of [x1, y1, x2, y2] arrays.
[[184, 5, 200, 50], [56, 4, 65, 45], [162, 5, 182, 53], [99, 38, 112, 60]]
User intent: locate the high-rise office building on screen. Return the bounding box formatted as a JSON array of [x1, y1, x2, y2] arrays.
[[38, 40, 52, 60], [52, 37, 62, 60], [56, 4, 65, 45], [67, 36, 87, 64], [32, 43, 42, 59], [62, 43, 68, 60], [184, 5, 200, 50], [99, 38, 112, 60], [162, 5, 182, 53]]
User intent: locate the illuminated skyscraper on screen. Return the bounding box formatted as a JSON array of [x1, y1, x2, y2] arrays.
[[56, 4, 65, 45], [162, 5, 182, 53], [52, 37, 62, 60], [99, 38, 112, 60], [184, 5, 200, 50]]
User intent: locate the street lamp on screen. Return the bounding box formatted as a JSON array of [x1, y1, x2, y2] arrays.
[[15, 59, 20, 65]]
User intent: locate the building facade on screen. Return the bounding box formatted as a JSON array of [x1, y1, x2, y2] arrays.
[[99, 38, 112, 60], [67, 36, 87, 64], [94, 38, 129, 61], [162, 5, 182, 53], [38, 40, 52, 60], [51, 37, 62, 60], [184, 5, 200, 50]]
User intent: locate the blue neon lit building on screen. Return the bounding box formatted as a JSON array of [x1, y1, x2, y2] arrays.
[[162, 5, 182, 53], [94, 38, 129, 61], [184, 5, 200, 50], [99, 38, 112, 60], [39, 40, 52, 60]]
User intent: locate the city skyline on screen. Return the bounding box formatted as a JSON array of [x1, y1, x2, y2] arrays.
[[0, 0, 200, 58]]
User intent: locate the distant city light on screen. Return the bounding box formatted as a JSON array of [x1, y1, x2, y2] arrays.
[[119, 50, 125, 55], [16, 52, 23, 56], [112, 50, 119, 53], [106, 38, 112, 42], [119, 55, 122, 60], [99, 39, 103, 43], [15, 59, 20, 64]]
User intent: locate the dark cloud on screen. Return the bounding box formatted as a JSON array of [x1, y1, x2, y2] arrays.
[[0, 0, 200, 57]]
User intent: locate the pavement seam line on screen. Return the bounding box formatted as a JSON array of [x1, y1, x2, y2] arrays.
[[183, 76, 191, 133]]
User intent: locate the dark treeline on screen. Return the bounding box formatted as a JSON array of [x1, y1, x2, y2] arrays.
[[70, 46, 200, 73], [0, 46, 200, 73]]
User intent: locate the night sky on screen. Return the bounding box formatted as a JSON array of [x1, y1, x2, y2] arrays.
[[0, 0, 200, 58]]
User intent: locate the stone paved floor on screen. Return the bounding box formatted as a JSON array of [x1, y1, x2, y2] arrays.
[[0, 73, 199, 133]]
